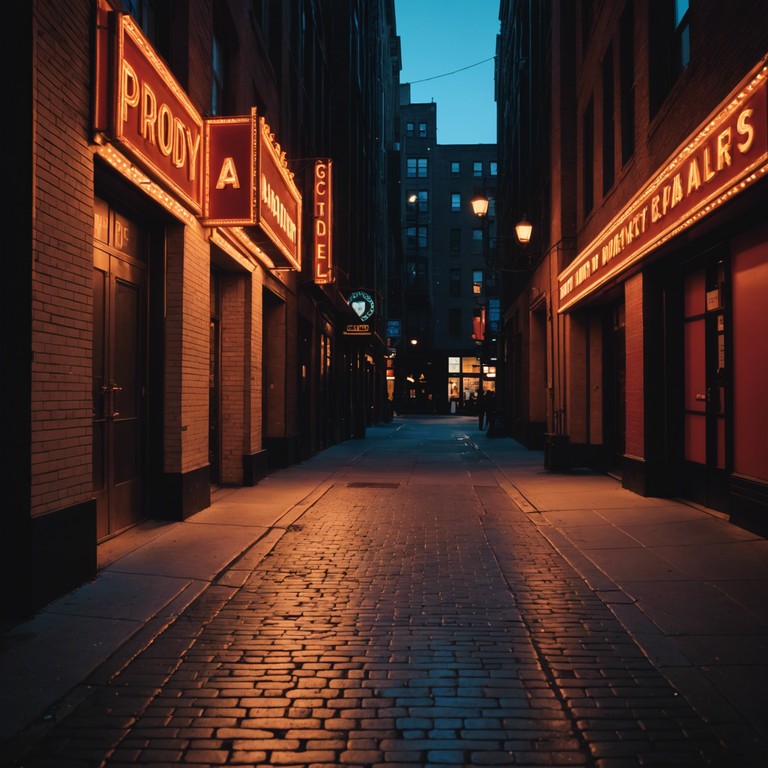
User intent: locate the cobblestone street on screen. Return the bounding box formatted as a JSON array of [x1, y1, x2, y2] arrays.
[[4, 419, 762, 766]]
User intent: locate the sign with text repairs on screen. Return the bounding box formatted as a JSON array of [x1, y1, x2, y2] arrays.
[[107, 12, 204, 213], [558, 58, 768, 313]]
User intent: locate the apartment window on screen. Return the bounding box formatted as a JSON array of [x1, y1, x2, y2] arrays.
[[489, 162, 498, 176], [472, 270, 483, 296], [582, 0, 594, 53], [405, 225, 428, 250], [451, 161, 460, 176], [582, 97, 594, 217], [449, 269, 461, 298], [407, 190, 429, 213], [449, 228, 461, 255], [407, 157, 429, 178], [212, 33, 226, 116], [125, 0, 170, 57], [448, 308, 462, 338], [451, 193, 461, 212], [602, 42, 615, 194], [473, 161, 483, 177], [620, 1, 635, 164], [649, 0, 690, 117], [406, 121, 415, 137], [419, 122, 428, 137]]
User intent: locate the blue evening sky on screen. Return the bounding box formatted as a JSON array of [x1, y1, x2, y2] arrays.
[[395, 0, 500, 145]]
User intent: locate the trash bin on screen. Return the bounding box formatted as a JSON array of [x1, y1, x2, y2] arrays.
[[544, 433, 570, 471]]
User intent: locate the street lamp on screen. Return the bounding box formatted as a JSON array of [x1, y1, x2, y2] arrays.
[[470, 195, 490, 218], [515, 215, 533, 246], [471, 194, 496, 430]]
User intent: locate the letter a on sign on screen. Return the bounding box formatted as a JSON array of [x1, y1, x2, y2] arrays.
[[216, 157, 241, 189]]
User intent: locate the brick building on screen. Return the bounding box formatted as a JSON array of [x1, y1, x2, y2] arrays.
[[496, 0, 768, 533], [5, 0, 400, 617], [393, 89, 498, 415]]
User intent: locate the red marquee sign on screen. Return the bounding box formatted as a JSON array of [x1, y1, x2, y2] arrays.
[[314, 160, 333, 284], [203, 110, 301, 270], [203, 115, 255, 225], [559, 58, 768, 312], [95, 11, 204, 214]]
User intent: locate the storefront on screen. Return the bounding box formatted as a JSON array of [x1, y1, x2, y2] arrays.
[[557, 58, 768, 531]]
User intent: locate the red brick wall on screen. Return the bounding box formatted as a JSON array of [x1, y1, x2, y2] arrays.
[[30, 0, 95, 516]]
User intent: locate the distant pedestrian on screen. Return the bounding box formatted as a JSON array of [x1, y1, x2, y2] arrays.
[[478, 390, 488, 430]]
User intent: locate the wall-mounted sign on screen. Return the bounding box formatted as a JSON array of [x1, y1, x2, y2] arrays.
[[203, 115, 254, 224], [203, 110, 301, 270], [258, 117, 301, 269], [348, 290, 375, 322], [558, 58, 768, 313], [344, 323, 371, 336], [96, 11, 204, 214], [314, 160, 333, 284]]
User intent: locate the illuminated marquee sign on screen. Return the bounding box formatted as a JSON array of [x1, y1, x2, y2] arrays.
[[97, 12, 204, 214], [345, 290, 375, 336], [258, 117, 301, 269], [203, 115, 254, 225], [203, 110, 302, 270], [348, 290, 375, 322], [558, 59, 768, 313], [314, 160, 333, 284]]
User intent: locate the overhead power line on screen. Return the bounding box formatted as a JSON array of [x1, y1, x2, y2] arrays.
[[405, 56, 496, 85]]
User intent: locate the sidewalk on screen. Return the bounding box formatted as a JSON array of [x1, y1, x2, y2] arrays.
[[1, 416, 766, 754]]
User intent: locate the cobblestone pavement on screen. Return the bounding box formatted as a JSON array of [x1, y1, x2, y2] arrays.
[[4, 423, 752, 766]]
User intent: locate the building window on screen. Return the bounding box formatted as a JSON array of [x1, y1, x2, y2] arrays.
[[451, 193, 461, 212], [407, 190, 429, 212], [125, 0, 170, 58], [472, 270, 483, 296], [489, 161, 498, 176], [602, 42, 615, 195], [405, 225, 428, 250], [406, 121, 415, 137], [582, 97, 594, 217], [212, 34, 226, 116], [451, 161, 460, 176], [449, 228, 461, 255], [473, 161, 483, 177], [620, 0, 635, 165], [448, 308, 462, 338], [419, 122, 428, 137], [582, 0, 593, 53], [407, 157, 429, 178], [449, 269, 461, 298], [649, 0, 690, 117]]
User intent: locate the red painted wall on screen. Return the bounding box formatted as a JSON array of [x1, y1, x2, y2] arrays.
[[731, 223, 768, 481]]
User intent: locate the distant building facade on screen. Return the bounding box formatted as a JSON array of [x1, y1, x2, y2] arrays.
[[5, 0, 399, 617], [497, 0, 768, 533], [394, 89, 498, 415]]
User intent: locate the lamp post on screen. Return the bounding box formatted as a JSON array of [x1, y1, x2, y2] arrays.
[[471, 197, 535, 436], [471, 194, 496, 431]]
